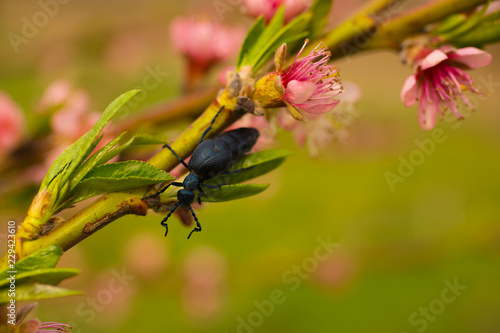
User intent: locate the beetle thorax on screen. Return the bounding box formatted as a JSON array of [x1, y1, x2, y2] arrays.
[[183, 173, 199, 192]]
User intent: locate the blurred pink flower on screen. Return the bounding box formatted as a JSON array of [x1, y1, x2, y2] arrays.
[[243, 0, 311, 22], [37, 79, 73, 113], [313, 250, 358, 291], [0, 91, 25, 157], [125, 232, 169, 280], [276, 41, 342, 120], [27, 82, 117, 183], [401, 45, 492, 130], [181, 246, 227, 321], [170, 17, 244, 77], [48, 85, 97, 140], [88, 269, 137, 324], [484, 0, 500, 15]]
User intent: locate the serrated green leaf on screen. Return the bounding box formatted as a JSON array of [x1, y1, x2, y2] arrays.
[[198, 183, 270, 202], [205, 148, 291, 187], [69, 133, 166, 196], [67, 161, 174, 205], [100, 133, 166, 163], [68, 132, 128, 192], [40, 90, 140, 192], [237, 16, 266, 69], [0, 268, 79, 288], [0, 246, 63, 281], [0, 283, 82, 304], [308, 0, 333, 38]]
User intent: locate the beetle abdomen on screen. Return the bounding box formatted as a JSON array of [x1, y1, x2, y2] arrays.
[[188, 127, 259, 181]]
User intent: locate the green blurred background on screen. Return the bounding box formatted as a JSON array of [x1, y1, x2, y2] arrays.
[[1, 1, 499, 332]]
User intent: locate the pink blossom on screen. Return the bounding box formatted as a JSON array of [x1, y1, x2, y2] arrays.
[[181, 246, 227, 321], [401, 46, 492, 130], [125, 232, 169, 280], [27, 83, 117, 183], [243, 0, 311, 22], [169, 17, 244, 70], [0, 91, 25, 157], [37, 79, 73, 113], [277, 41, 342, 119]]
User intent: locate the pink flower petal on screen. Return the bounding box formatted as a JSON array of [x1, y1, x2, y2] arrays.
[[421, 50, 448, 70], [284, 80, 316, 104], [418, 97, 439, 130], [448, 47, 492, 69], [401, 74, 418, 106], [296, 99, 340, 114]]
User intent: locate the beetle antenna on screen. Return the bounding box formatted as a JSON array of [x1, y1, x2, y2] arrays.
[[199, 106, 225, 143], [187, 205, 202, 239], [161, 202, 180, 237], [163, 143, 190, 169]]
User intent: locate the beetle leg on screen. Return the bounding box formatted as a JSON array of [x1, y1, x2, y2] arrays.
[[223, 165, 255, 174], [196, 186, 204, 205], [187, 205, 202, 239], [161, 202, 180, 237], [200, 183, 227, 189]]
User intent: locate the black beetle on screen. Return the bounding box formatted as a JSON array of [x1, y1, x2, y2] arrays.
[[144, 106, 259, 238]]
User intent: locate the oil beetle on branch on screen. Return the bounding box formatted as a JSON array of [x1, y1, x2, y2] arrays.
[[143, 106, 259, 239]]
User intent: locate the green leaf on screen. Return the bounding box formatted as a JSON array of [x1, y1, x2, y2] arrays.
[[67, 161, 174, 204], [68, 132, 128, 192], [0, 246, 63, 281], [69, 133, 166, 196], [434, 13, 467, 34], [237, 16, 266, 69], [452, 20, 500, 47], [308, 0, 333, 38], [198, 183, 270, 202], [40, 90, 140, 192], [484, 8, 500, 22], [251, 14, 311, 72], [100, 133, 166, 163], [244, 6, 286, 72], [443, 3, 488, 39], [0, 283, 82, 304], [0, 268, 79, 288]]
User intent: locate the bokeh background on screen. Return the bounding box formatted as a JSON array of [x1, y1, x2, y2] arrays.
[[1, 1, 499, 332]]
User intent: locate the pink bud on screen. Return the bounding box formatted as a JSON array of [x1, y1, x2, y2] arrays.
[[0, 91, 25, 157]]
